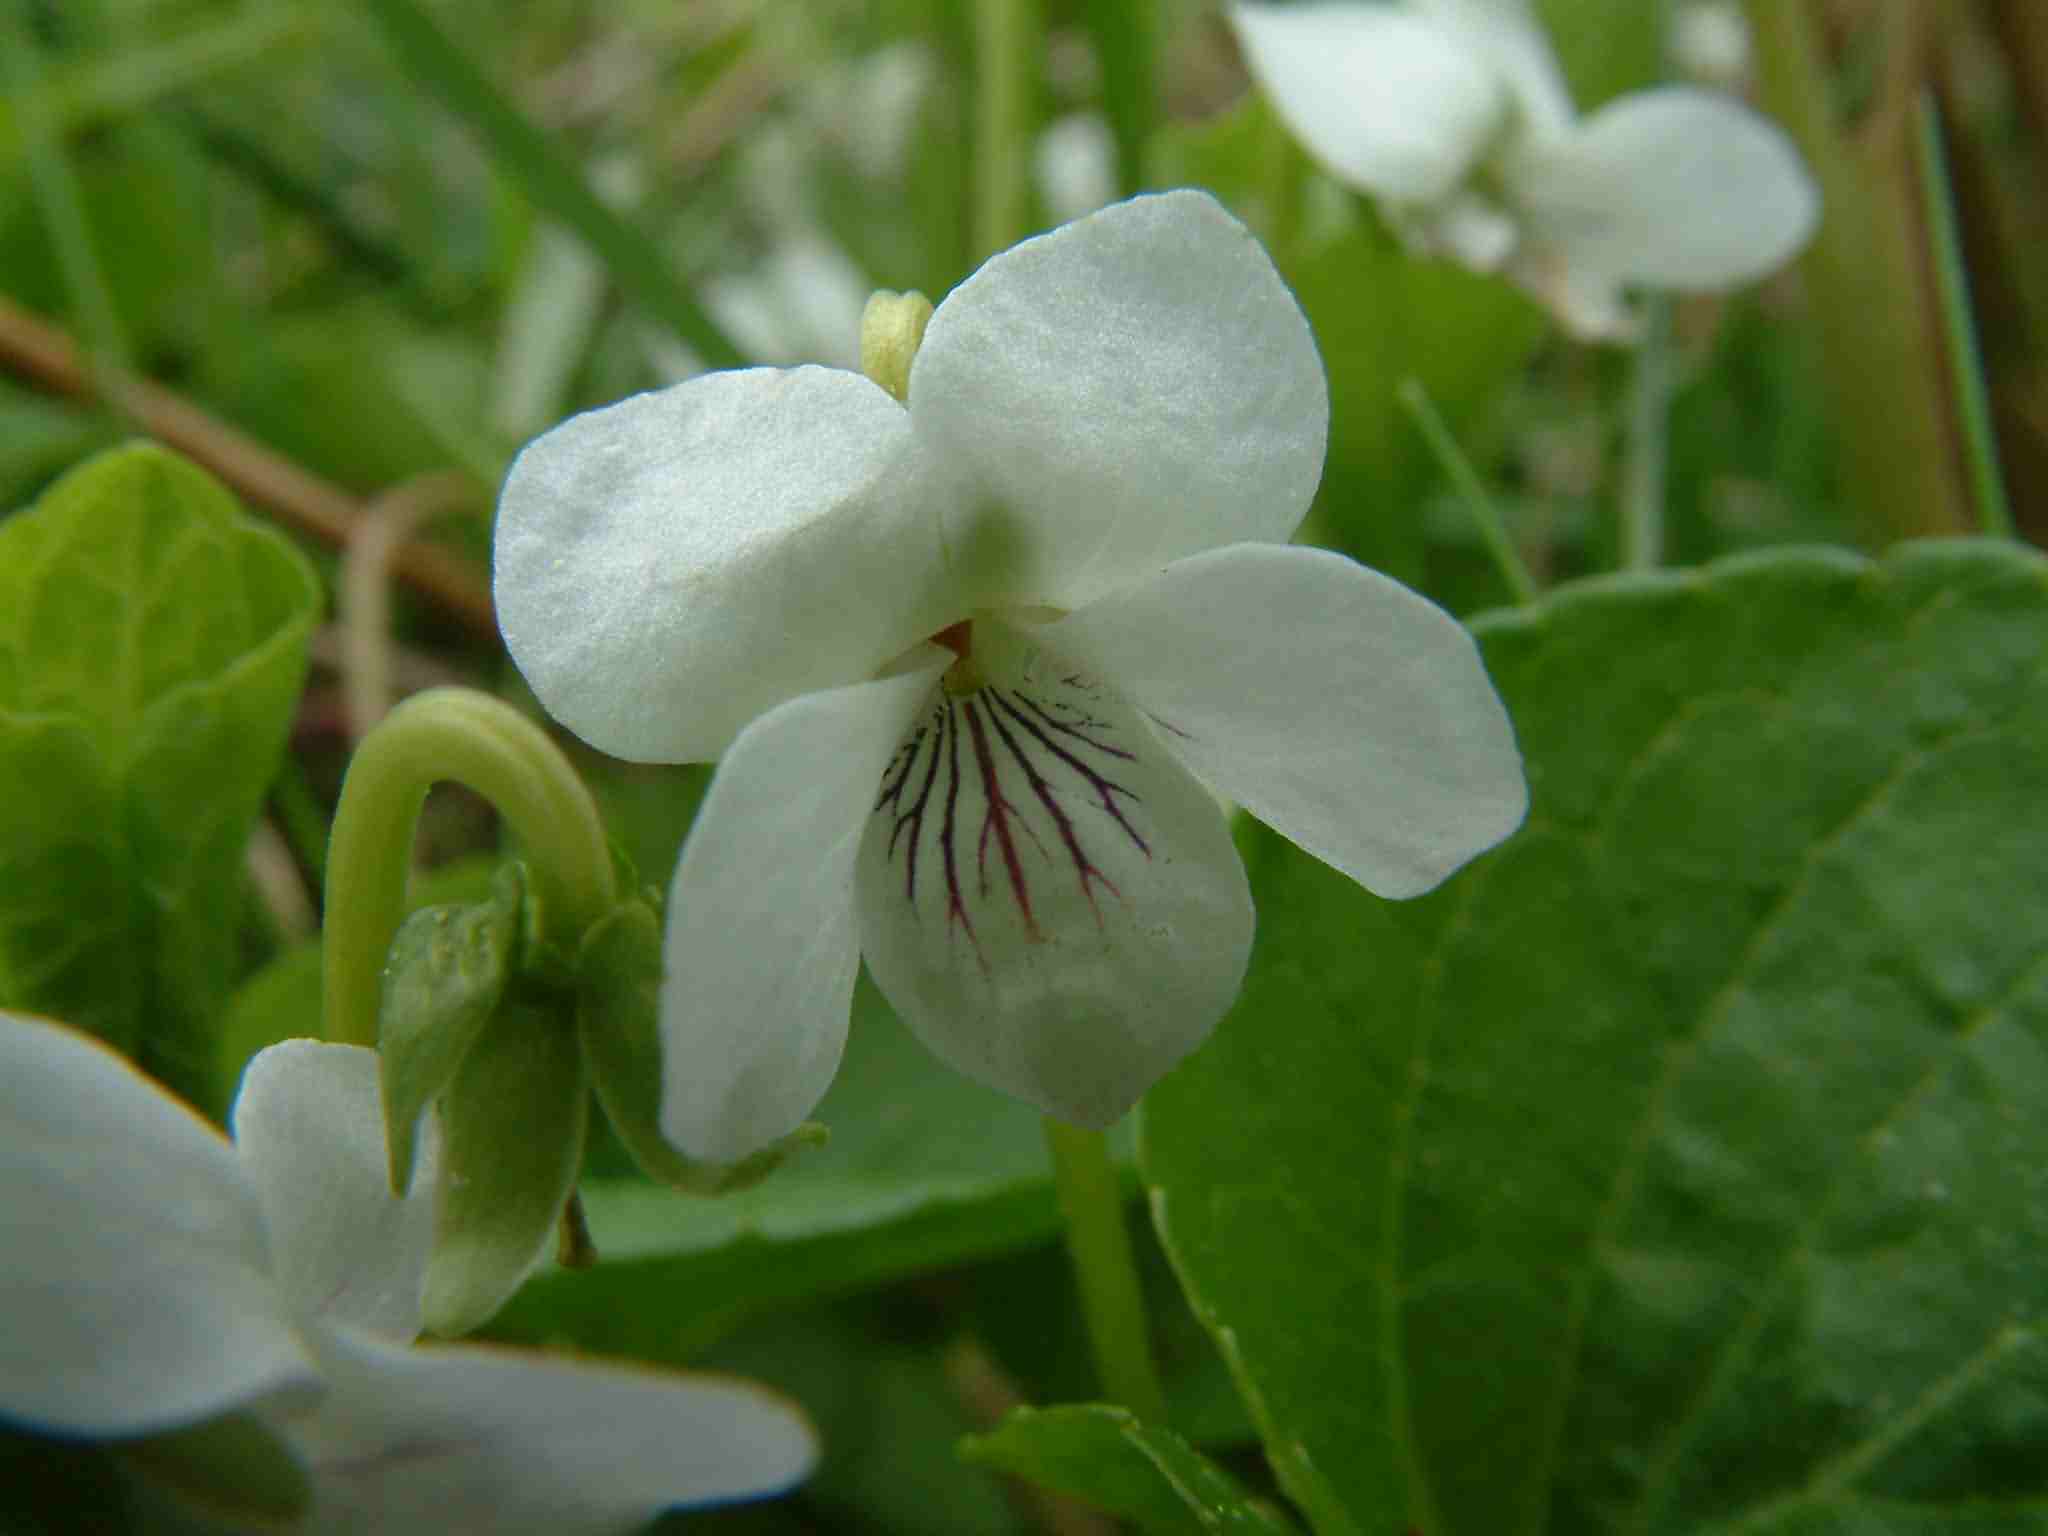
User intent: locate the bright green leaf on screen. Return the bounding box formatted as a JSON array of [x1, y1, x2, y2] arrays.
[[0, 443, 318, 1109], [962, 1405, 1296, 1534], [1143, 540, 2048, 1536]]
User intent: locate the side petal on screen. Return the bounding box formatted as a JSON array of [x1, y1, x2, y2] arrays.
[[283, 1327, 816, 1536], [494, 366, 959, 764], [1045, 545, 1527, 899], [1228, 3, 1506, 203], [661, 658, 950, 1163], [1511, 85, 1819, 288], [855, 620, 1253, 1128], [908, 190, 1327, 611], [0, 1013, 311, 1437], [232, 1040, 441, 1343]]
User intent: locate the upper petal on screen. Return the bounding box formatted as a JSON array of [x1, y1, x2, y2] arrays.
[[1415, 0, 1577, 141], [855, 620, 1253, 1127], [1510, 86, 1819, 288], [283, 1326, 816, 1535], [0, 1013, 312, 1437], [1046, 544, 1527, 899], [661, 658, 950, 1163], [232, 1040, 441, 1343], [1229, 4, 1507, 202], [908, 190, 1327, 611], [494, 366, 959, 764]]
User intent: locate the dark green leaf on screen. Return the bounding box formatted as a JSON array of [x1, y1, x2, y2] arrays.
[[1143, 541, 2048, 1535], [377, 863, 523, 1190], [962, 1405, 1296, 1534], [0, 443, 318, 1110], [576, 896, 823, 1194], [424, 991, 588, 1337], [492, 975, 1131, 1357], [113, 1412, 310, 1528]]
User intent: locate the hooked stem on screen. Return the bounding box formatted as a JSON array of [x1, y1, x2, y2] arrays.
[[322, 687, 616, 1048]]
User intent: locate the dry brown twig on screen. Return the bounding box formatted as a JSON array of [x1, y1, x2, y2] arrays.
[[0, 292, 498, 640]]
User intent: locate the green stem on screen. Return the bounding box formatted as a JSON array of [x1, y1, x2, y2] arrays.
[[1747, 0, 1969, 542], [1619, 293, 1674, 570], [323, 688, 616, 1048], [1044, 1119, 1168, 1424], [973, 0, 1040, 260], [1914, 91, 2015, 539], [1398, 377, 1539, 606]]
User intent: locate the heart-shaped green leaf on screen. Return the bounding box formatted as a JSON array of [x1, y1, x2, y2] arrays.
[[1143, 541, 2048, 1535]]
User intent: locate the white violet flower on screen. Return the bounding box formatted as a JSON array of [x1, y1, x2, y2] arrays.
[[493, 189, 1527, 1164], [0, 1012, 815, 1534], [1229, 0, 1819, 339]]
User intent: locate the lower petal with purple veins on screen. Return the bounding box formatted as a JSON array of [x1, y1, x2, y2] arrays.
[[854, 617, 1254, 1127]]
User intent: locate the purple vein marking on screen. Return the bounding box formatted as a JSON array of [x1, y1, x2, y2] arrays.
[[879, 706, 947, 904], [992, 689, 1150, 857], [1011, 688, 1135, 760], [983, 692, 1126, 923], [935, 698, 983, 961], [960, 696, 1043, 940]]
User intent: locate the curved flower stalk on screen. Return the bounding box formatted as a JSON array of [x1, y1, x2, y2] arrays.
[[1229, 0, 1819, 339], [0, 1012, 815, 1533], [494, 189, 1527, 1165]]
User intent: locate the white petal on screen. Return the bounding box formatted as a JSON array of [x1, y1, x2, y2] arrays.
[[660, 657, 950, 1163], [1046, 545, 1527, 899], [1507, 241, 1642, 342], [1511, 86, 1819, 287], [0, 1013, 311, 1437], [1416, 0, 1577, 141], [908, 190, 1327, 611], [1228, 4, 1506, 203], [231, 1041, 441, 1343], [284, 1326, 816, 1535], [494, 367, 960, 764], [855, 620, 1253, 1127]]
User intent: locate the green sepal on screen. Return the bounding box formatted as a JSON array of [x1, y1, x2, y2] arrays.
[[113, 1411, 312, 1528], [375, 863, 524, 1193], [959, 1404, 1297, 1535], [576, 897, 825, 1196], [421, 989, 589, 1337]]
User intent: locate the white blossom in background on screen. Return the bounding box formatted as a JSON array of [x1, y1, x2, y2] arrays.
[[1035, 112, 1120, 225], [0, 1013, 815, 1534], [702, 234, 874, 372], [1671, 2, 1753, 91], [494, 190, 1526, 1164], [1229, 0, 1818, 339]]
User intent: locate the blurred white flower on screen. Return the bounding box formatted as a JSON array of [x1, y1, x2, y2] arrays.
[[703, 234, 873, 371], [493, 190, 1526, 1164], [1671, 2, 1753, 90], [0, 1013, 815, 1534], [1035, 112, 1119, 224], [1230, 0, 1817, 339]]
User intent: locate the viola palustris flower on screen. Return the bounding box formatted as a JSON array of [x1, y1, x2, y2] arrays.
[[1230, 0, 1818, 339], [493, 190, 1526, 1162], [0, 1014, 814, 1532]]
